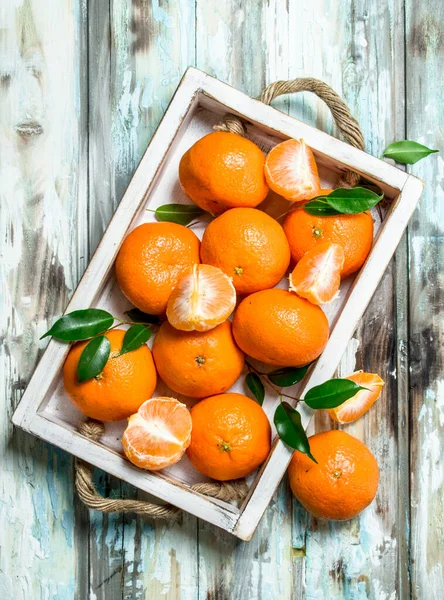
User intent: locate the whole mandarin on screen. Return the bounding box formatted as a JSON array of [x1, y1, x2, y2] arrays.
[[115, 222, 200, 315], [200, 207, 291, 295], [283, 207, 373, 278], [288, 430, 379, 520], [187, 393, 271, 480], [232, 288, 329, 367], [63, 329, 157, 422], [179, 132, 269, 214], [152, 320, 244, 398]]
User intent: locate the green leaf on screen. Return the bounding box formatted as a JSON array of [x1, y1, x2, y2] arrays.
[[41, 309, 114, 341], [303, 378, 367, 409], [382, 140, 439, 165], [155, 203, 206, 225], [124, 308, 161, 325], [119, 324, 152, 356], [77, 336, 111, 382], [274, 402, 317, 463], [304, 187, 383, 216], [303, 197, 340, 216], [245, 373, 265, 405], [267, 365, 310, 387]]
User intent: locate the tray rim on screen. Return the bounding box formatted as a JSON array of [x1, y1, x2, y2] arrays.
[[12, 66, 424, 541]]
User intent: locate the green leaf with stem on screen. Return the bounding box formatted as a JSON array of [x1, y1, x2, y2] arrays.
[[303, 378, 367, 409], [267, 365, 310, 387], [41, 309, 114, 341], [153, 203, 207, 226], [119, 324, 152, 356], [245, 373, 265, 405], [274, 402, 317, 463], [382, 140, 439, 165], [77, 336, 111, 382], [304, 187, 383, 216]]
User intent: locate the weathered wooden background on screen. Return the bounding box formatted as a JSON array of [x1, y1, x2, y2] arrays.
[[1, 0, 443, 598]]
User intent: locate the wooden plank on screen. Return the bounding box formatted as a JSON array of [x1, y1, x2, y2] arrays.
[[282, 1, 410, 598], [405, 1, 444, 597], [0, 0, 87, 597], [87, 2, 199, 597], [195, 2, 294, 596]]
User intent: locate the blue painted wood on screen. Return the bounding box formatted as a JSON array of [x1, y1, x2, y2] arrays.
[[1, 1, 442, 599]]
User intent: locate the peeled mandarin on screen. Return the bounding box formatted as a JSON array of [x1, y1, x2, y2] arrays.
[[327, 371, 385, 424], [264, 138, 321, 202], [122, 397, 192, 471], [166, 264, 236, 332], [289, 241, 345, 305]]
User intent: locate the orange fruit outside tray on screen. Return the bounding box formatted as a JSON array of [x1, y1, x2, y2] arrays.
[[122, 397, 192, 471], [327, 371, 385, 424], [186, 393, 271, 481], [200, 207, 291, 296], [63, 329, 157, 422], [288, 430, 379, 520], [289, 241, 345, 305], [166, 264, 236, 332], [264, 138, 321, 202], [179, 132, 269, 214]]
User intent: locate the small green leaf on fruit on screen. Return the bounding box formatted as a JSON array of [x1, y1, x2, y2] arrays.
[[77, 336, 111, 382], [154, 203, 206, 226], [304, 187, 383, 216], [382, 140, 439, 165], [245, 373, 265, 405], [303, 378, 367, 409], [124, 308, 161, 325], [41, 309, 114, 341], [267, 365, 310, 387], [274, 402, 317, 463], [119, 324, 152, 356]]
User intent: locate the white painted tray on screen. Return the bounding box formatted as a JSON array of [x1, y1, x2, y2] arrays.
[[12, 67, 423, 540]]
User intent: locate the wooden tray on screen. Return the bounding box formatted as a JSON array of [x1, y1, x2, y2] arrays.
[[12, 67, 423, 541]]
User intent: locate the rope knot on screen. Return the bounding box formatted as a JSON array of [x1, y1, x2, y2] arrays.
[[78, 420, 105, 441]]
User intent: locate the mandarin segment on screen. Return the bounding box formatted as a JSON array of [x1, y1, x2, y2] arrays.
[[63, 329, 157, 422], [166, 264, 236, 331], [232, 288, 329, 367], [152, 320, 245, 398], [122, 397, 192, 471], [264, 138, 321, 202], [200, 207, 291, 295], [289, 241, 345, 305], [179, 132, 269, 214], [288, 430, 379, 520], [327, 371, 385, 424], [283, 207, 373, 278], [115, 222, 200, 315], [186, 393, 271, 480]]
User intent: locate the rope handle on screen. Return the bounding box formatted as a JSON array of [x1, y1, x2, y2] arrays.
[[74, 77, 365, 519], [214, 77, 365, 187], [75, 420, 248, 522]]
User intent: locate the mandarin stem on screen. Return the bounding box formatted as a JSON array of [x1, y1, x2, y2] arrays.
[[245, 361, 300, 403]]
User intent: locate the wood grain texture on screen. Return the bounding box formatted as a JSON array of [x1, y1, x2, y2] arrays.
[[406, 0, 444, 597], [87, 2, 198, 598], [195, 3, 293, 595], [1, 1, 442, 599], [0, 0, 87, 598]]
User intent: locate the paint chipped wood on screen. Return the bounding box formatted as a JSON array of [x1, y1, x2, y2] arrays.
[[1, 1, 442, 599]]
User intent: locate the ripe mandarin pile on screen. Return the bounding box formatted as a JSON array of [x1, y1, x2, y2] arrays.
[[62, 130, 382, 520]]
